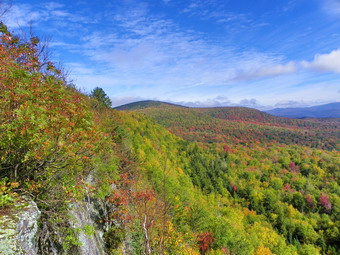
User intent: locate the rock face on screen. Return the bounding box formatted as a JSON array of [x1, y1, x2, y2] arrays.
[[69, 197, 108, 255], [0, 198, 41, 255], [0, 178, 114, 255], [37, 175, 115, 255], [66, 174, 115, 255], [37, 196, 112, 255]]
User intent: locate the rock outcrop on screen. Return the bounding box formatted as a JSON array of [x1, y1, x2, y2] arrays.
[[0, 198, 41, 255], [69, 197, 108, 255]]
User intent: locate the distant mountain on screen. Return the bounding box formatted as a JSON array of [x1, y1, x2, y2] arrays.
[[116, 100, 340, 150], [194, 106, 296, 125], [266, 102, 340, 118], [115, 100, 186, 110]]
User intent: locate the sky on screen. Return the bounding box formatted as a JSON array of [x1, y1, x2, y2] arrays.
[[1, 0, 340, 109]]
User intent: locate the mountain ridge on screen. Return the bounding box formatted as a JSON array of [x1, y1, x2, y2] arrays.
[[115, 100, 186, 110], [266, 102, 340, 118]]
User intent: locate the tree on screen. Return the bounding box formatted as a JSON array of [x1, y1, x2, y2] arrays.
[[0, 23, 102, 182], [90, 87, 112, 108], [319, 193, 332, 211]]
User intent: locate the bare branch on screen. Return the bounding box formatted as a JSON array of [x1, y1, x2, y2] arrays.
[[0, 0, 13, 18]]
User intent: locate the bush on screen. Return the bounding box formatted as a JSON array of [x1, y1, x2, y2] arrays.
[[104, 225, 126, 252]]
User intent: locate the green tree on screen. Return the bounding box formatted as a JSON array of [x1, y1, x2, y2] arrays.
[[90, 87, 112, 108]]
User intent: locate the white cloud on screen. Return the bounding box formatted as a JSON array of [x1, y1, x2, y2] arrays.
[[176, 96, 232, 108], [253, 62, 297, 77], [238, 98, 263, 108], [49, 41, 79, 50], [274, 100, 317, 108], [76, 4, 300, 92], [181, 0, 252, 25], [44, 2, 65, 11], [111, 96, 147, 107], [67, 63, 96, 75], [2, 2, 95, 29], [1, 4, 45, 27], [51, 10, 70, 18], [302, 49, 340, 73], [177, 97, 266, 110], [3, 1, 302, 91], [234, 62, 297, 81]]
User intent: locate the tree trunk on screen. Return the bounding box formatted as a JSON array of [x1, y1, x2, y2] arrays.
[[143, 214, 151, 255]]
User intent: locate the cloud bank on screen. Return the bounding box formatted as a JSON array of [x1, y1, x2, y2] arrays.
[[303, 49, 340, 73]]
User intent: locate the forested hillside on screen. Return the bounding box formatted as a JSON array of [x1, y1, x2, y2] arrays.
[[1, 23, 339, 255], [118, 112, 340, 254], [115, 100, 184, 111], [118, 102, 339, 151]]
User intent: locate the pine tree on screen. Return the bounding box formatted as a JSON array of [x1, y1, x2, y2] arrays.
[[90, 87, 112, 108]]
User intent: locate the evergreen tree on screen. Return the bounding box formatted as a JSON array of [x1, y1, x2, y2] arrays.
[[90, 87, 112, 108]]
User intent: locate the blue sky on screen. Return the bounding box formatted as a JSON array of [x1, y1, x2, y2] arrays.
[[1, 0, 340, 109]]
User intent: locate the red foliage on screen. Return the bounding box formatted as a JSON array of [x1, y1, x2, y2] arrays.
[[221, 247, 228, 253], [134, 190, 155, 202], [107, 190, 128, 206], [281, 169, 289, 174], [119, 172, 136, 186], [198, 232, 214, 254], [289, 162, 299, 173], [283, 183, 294, 192], [319, 193, 332, 211], [224, 145, 232, 153], [305, 194, 314, 208]]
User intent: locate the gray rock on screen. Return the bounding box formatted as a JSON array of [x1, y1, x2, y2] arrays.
[[69, 200, 107, 255], [0, 198, 41, 255], [67, 173, 115, 255]]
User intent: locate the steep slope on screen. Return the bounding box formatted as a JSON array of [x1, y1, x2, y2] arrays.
[[0, 26, 121, 254], [266, 102, 340, 118]]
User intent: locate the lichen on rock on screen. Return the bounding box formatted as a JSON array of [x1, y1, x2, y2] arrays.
[[0, 198, 41, 255]]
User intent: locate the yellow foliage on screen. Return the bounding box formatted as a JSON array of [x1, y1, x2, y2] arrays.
[[206, 249, 226, 255], [253, 246, 274, 255], [243, 207, 257, 216], [248, 222, 280, 249], [137, 149, 146, 161], [287, 205, 298, 218], [177, 247, 201, 255], [10, 182, 19, 189]]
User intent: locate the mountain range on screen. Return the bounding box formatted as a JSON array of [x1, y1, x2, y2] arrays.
[[266, 102, 340, 118]]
